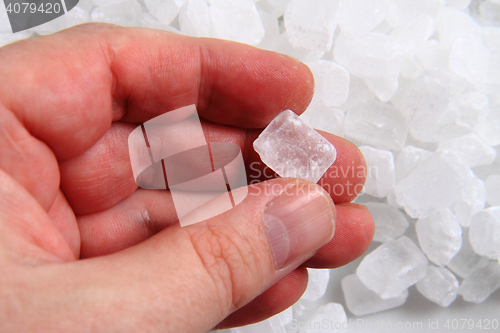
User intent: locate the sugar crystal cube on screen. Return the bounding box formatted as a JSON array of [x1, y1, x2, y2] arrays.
[[299, 303, 347, 333], [447, 228, 490, 278], [253, 110, 337, 183], [333, 32, 403, 81], [453, 176, 486, 227], [416, 265, 459, 307], [209, 0, 265, 46], [342, 274, 408, 316], [357, 236, 428, 299], [438, 7, 481, 48], [359, 146, 396, 198], [395, 145, 432, 184], [459, 262, 500, 303], [476, 107, 500, 146], [144, 0, 186, 25], [284, 0, 342, 56], [416, 209, 462, 266], [338, 0, 387, 36], [179, 0, 212, 37], [394, 150, 473, 218], [301, 268, 330, 301], [485, 175, 500, 206], [438, 134, 497, 168], [300, 106, 345, 137], [344, 100, 409, 151], [469, 206, 500, 260], [306, 60, 350, 108], [91, 0, 142, 26], [365, 202, 409, 242]]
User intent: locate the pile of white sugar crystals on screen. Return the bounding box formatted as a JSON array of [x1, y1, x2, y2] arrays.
[[1, 0, 499, 332]]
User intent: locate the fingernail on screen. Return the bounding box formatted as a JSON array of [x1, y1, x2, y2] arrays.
[[263, 183, 335, 270]]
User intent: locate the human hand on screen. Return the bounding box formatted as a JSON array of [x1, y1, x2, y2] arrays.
[[0, 23, 373, 333]]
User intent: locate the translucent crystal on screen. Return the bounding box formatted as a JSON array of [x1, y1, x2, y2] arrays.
[[253, 110, 337, 183], [91, 0, 142, 26], [476, 107, 500, 146], [284, 0, 342, 55], [306, 60, 350, 108], [485, 175, 500, 206], [365, 77, 399, 102], [459, 262, 500, 303], [438, 134, 497, 168], [334, 32, 403, 81], [257, 10, 280, 50], [365, 202, 409, 242], [299, 303, 347, 333], [416, 265, 459, 307], [384, 0, 444, 28], [394, 151, 473, 218], [447, 228, 490, 278], [479, 0, 500, 27], [179, 0, 212, 37], [359, 146, 396, 198], [301, 268, 330, 301], [415, 39, 449, 72], [300, 106, 345, 137], [395, 70, 474, 142], [342, 274, 408, 316], [390, 15, 434, 57], [445, 0, 472, 9], [469, 207, 500, 260], [209, 0, 265, 46], [344, 100, 408, 151], [395, 145, 432, 184], [438, 7, 481, 48], [450, 36, 490, 88], [449, 92, 489, 132], [141, 12, 180, 31], [416, 209, 462, 266], [144, 0, 186, 25], [356, 236, 428, 299], [338, 0, 387, 35], [453, 176, 486, 227]]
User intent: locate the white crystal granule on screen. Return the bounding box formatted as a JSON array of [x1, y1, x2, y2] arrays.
[[301, 268, 330, 301], [209, 0, 265, 46], [459, 262, 500, 304], [299, 303, 347, 333], [416, 265, 459, 307], [469, 206, 500, 260], [356, 236, 428, 299], [342, 274, 408, 316], [253, 110, 337, 183], [284, 0, 342, 54], [365, 202, 409, 243], [359, 146, 395, 198], [416, 209, 462, 266], [394, 150, 473, 218]]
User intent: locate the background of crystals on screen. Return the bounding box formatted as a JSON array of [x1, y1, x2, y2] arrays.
[[1, 0, 500, 332]]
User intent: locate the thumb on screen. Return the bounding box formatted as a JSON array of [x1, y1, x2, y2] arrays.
[[51, 178, 335, 333]]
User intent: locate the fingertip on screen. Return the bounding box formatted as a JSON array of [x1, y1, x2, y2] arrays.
[[304, 202, 374, 268]]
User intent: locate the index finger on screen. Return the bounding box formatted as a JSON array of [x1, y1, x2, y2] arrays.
[[0, 23, 314, 161]]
